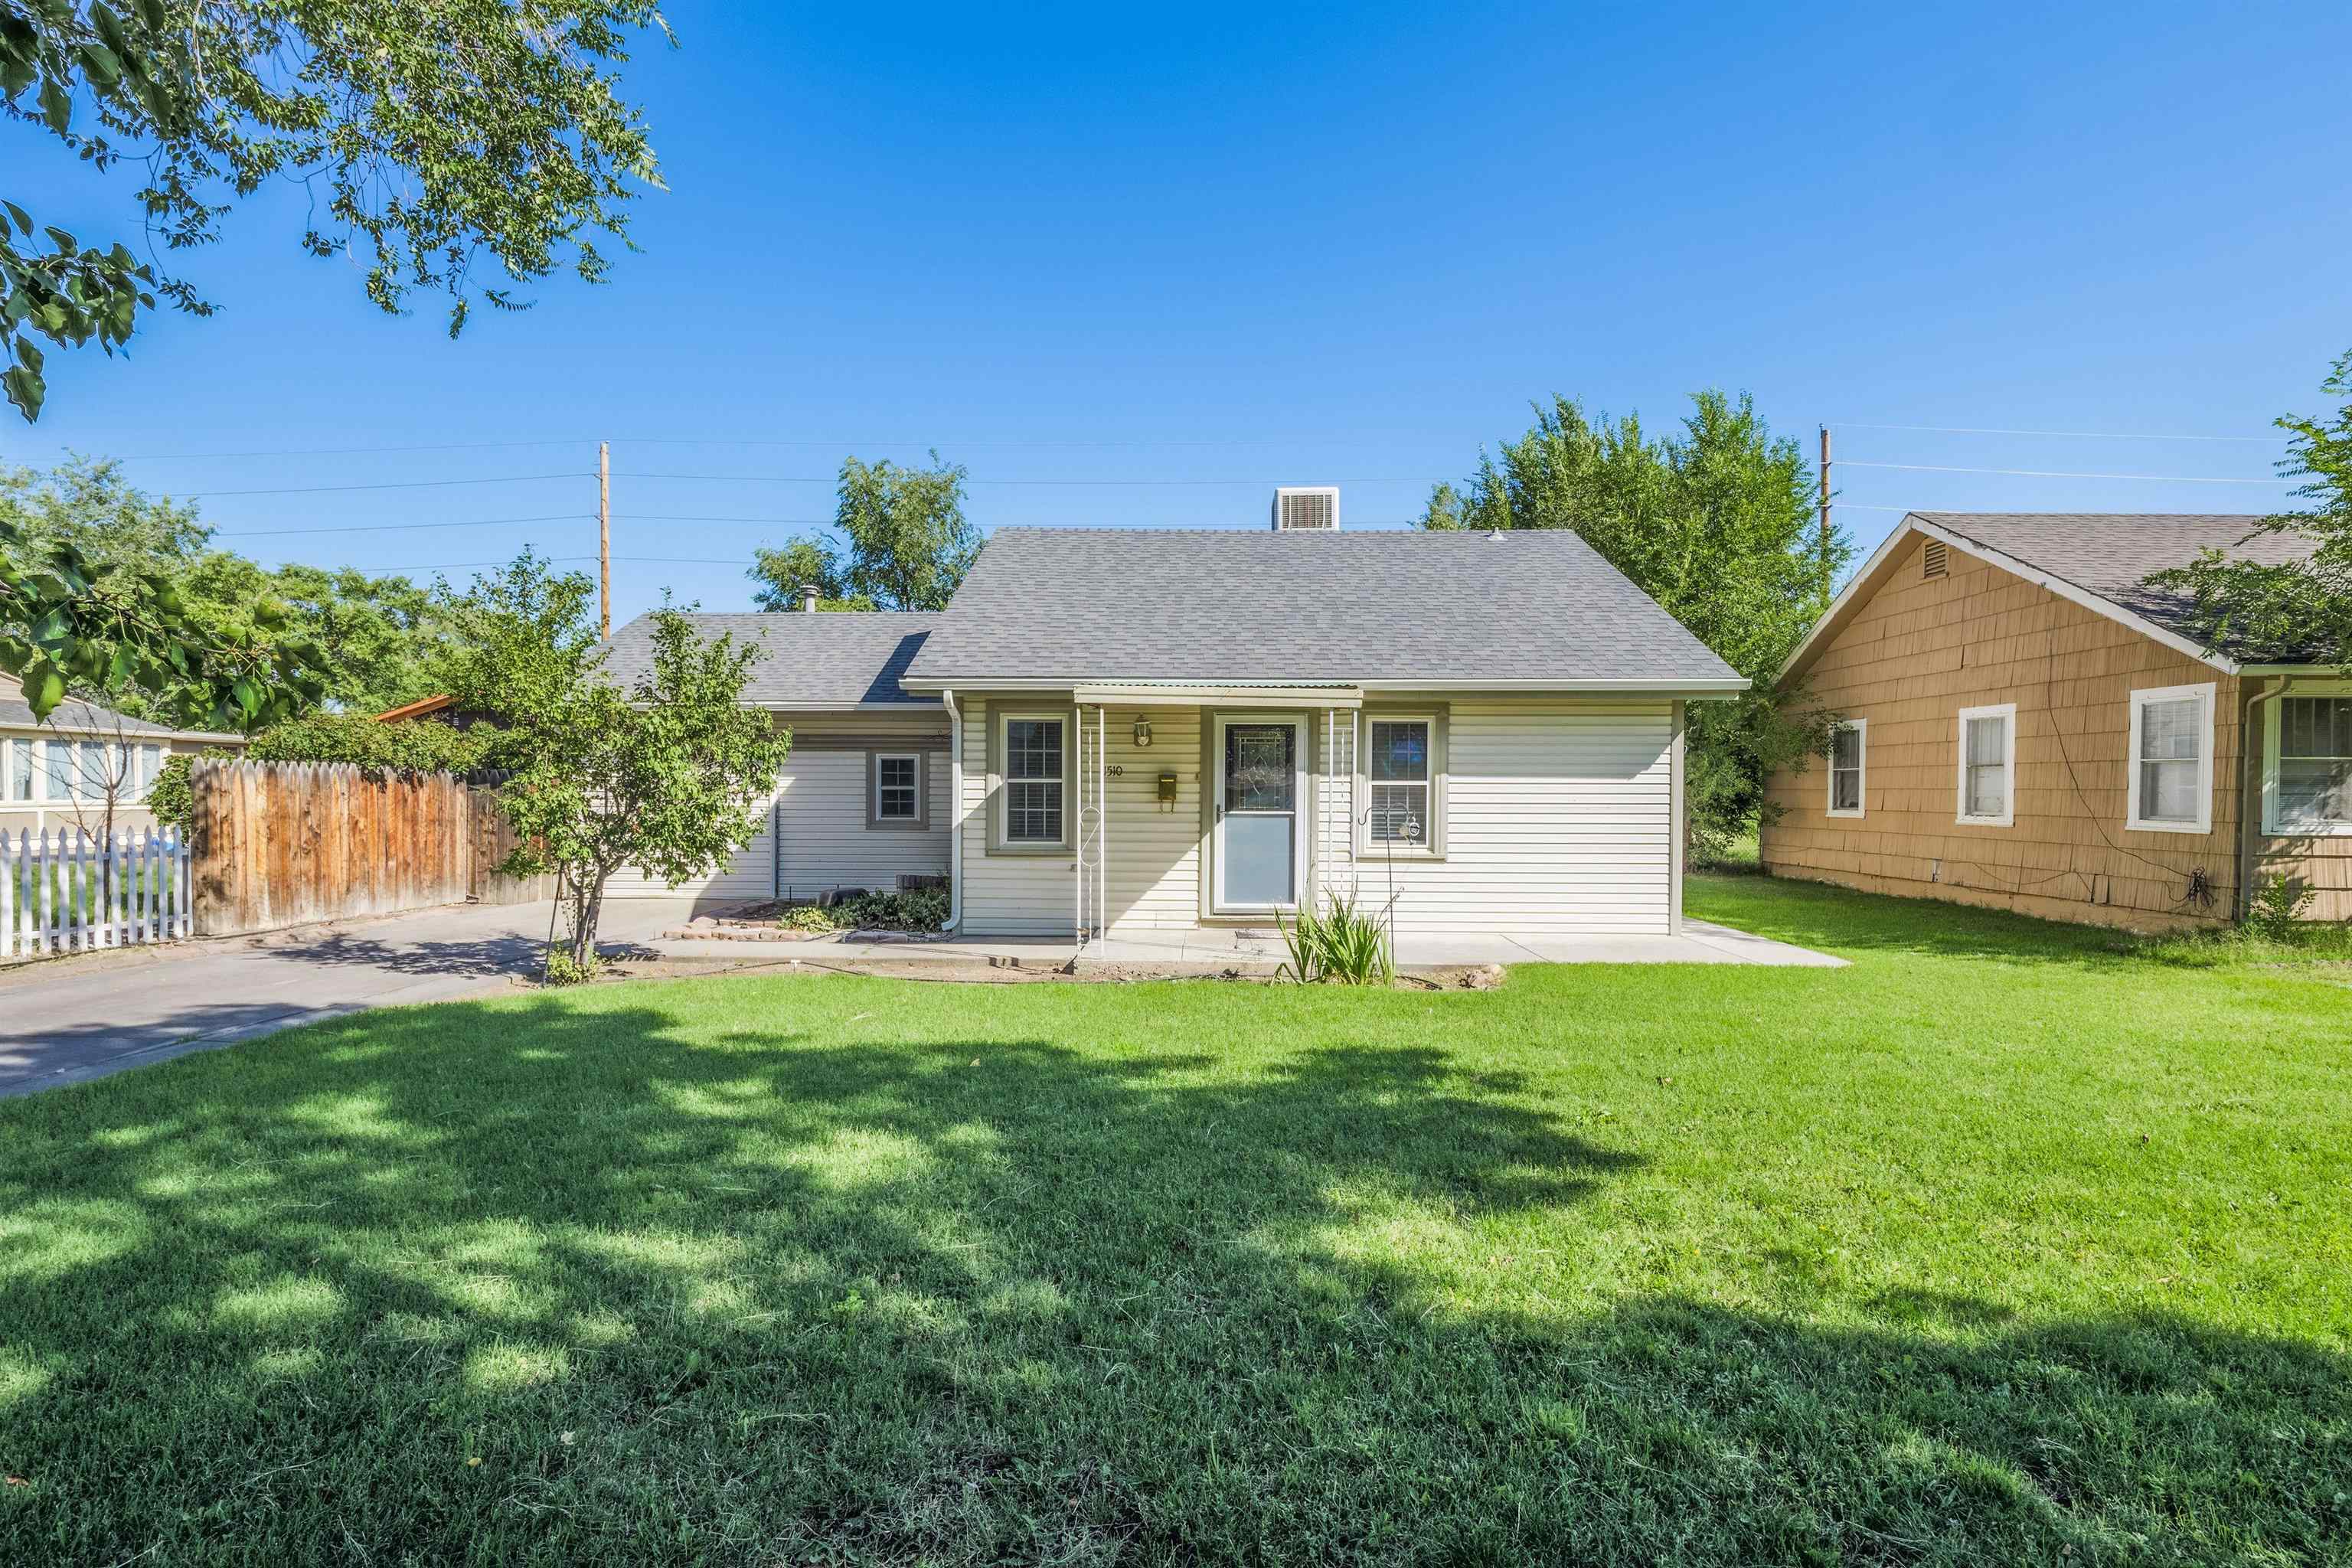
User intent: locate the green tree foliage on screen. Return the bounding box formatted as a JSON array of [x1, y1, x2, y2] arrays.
[[434, 549, 606, 725], [2, 0, 668, 421], [746, 536, 877, 612], [460, 555, 788, 971], [2147, 351, 2352, 668], [745, 452, 978, 613], [2, 458, 451, 718], [0, 469, 325, 730], [1421, 391, 1849, 856]]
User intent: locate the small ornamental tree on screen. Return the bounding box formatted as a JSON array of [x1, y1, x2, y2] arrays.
[[496, 606, 790, 975]]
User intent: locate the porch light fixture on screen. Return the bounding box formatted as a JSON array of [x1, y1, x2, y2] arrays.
[[1131, 717, 1153, 748]]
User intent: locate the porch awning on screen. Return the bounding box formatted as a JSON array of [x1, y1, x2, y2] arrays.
[[1070, 683, 1364, 710]]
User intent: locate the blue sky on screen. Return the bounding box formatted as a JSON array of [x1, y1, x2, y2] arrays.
[[5, 2, 2347, 622]]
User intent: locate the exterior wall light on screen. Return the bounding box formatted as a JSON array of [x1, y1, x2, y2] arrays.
[[1132, 717, 1153, 748]]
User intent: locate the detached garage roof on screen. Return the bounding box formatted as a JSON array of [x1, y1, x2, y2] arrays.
[[900, 528, 1744, 691], [601, 612, 943, 709]]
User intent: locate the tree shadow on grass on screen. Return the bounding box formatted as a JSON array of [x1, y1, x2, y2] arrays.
[[0, 992, 2343, 1565]]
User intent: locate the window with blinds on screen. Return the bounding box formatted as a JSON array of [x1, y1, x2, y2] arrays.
[[2273, 694, 2352, 831], [1957, 704, 2015, 825]]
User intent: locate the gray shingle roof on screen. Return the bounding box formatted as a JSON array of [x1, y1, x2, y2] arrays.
[[900, 528, 1743, 688], [0, 678, 201, 737], [1914, 512, 2322, 652], [599, 611, 944, 708]]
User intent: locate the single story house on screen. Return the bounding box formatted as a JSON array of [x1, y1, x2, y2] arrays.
[[1, 675, 247, 835], [1760, 512, 2346, 929], [604, 514, 1748, 944]]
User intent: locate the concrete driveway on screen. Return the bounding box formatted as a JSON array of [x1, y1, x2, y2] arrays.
[[0, 897, 694, 1099]]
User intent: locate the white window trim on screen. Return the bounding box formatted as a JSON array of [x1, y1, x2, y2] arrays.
[[1955, 703, 2017, 828], [2125, 681, 2215, 835], [1358, 712, 1442, 857], [995, 710, 1071, 851], [1826, 717, 1867, 818], [2262, 678, 2352, 838]]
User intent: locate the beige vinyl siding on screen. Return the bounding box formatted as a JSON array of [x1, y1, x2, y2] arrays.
[[1104, 706, 1202, 931], [774, 748, 950, 897], [1334, 698, 1675, 936], [606, 709, 945, 903], [1761, 534, 2247, 929], [956, 696, 1074, 936]]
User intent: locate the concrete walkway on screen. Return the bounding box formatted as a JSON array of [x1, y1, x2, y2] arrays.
[[653, 918, 1846, 971], [0, 897, 695, 1099]]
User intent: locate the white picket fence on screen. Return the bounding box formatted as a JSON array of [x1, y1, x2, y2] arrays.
[[1, 827, 193, 960]]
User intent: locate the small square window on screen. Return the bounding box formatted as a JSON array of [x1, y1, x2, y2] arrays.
[[874, 754, 920, 822]]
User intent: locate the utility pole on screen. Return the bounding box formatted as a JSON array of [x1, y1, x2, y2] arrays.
[[598, 439, 612, 640], [1817, 423, 1832, 608]]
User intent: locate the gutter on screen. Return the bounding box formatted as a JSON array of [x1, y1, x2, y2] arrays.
[[939, 688, 962, 934]]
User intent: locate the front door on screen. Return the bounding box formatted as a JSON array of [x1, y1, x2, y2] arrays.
[[1214, 716, 1304, 911]]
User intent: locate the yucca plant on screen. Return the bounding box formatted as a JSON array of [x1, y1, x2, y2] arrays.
[[1275, 889, 1396, 985]]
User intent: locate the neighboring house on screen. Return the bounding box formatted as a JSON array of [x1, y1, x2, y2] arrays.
[[605, 508, 1749, 943], [1760, 512, 2345, 929], [0, 675, 248, 835]]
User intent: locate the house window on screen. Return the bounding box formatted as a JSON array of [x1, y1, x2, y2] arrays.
[[1827, 719, 1866, 817], [1955, 703, 2016, 826], [1367, 718, 1432, 846], [873, 753, 920, 823], [44, 740, 76, 802], [2126, 683, 2214, 835], [137, 743, 162, 799], [2268, 691, 2352, 834], [1002, 716, 1065, 844], [5, 738, 28, 801]]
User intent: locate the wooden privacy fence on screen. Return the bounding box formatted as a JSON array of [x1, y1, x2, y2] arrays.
[[189, 759, 552, 938], [2, 827, 192, 959]]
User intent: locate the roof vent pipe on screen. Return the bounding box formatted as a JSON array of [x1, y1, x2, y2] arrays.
[[800, 583, 821, 613]]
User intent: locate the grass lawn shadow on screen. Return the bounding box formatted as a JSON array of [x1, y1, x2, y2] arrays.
[[0, 979, 2344, 1564]]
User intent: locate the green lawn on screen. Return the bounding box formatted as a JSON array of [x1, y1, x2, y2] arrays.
[[2, 877, 2347, 1565]]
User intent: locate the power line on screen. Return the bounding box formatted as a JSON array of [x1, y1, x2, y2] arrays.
[[181, 472, 587, 498], [611, 472, 1448, 486], [1833, 460, 2291, 485], [216, 512, 591, 538], [1831, 421, 2285, 444], [119, 439, 590, 461]]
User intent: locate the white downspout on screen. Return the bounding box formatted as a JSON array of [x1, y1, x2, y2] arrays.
[[939, 689, 962, 933]]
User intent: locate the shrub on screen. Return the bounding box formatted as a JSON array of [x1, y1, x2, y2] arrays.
[[247, 710, 501, 774], [1276, 890, 1395, 985], [829, 887, 950, 932], [2244, 873, 2319, 941], [145, 748, 234, 831], [541, 948, 603, 985], [781, 903, 840, 934]]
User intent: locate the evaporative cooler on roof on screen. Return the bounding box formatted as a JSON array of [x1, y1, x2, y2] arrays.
[[1271, 487, 1340, 531]]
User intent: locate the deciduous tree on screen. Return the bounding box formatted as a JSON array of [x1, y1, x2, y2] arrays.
[[2148, 350, 2351, 668], [2, 0, 669, 420], [1421, 391, 1847, 856]]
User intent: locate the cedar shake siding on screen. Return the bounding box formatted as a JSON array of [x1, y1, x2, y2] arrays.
[[1761, 533, 2251, 931]]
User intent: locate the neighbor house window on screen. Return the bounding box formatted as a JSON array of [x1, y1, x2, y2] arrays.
[[44, 740, 75, 802], [871, 752, 922, 827], [2267, 690, 2352, 835], [2126, 682, 2214, 834], [1955, 704, 2016, 826], [1366, 717, 1432, 847], [1002, 716, 1065, 845], [1827, 719, 1866, 817], [5, 738, 29, 801]]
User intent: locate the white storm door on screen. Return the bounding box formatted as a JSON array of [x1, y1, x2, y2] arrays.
[[1214, 715, 1305, 911]]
